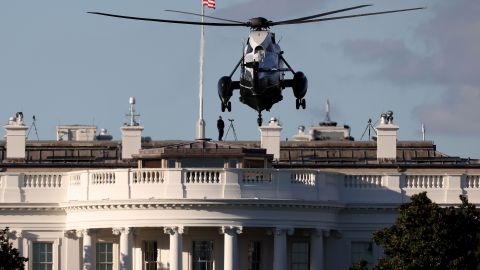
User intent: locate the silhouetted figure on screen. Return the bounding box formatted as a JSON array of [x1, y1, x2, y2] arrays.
[[217, 116, 225, 141]]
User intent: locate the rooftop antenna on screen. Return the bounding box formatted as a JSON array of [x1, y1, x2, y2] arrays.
[[360, 118, 377, 141], [325, 99, 331, 122], [421, 122, 425, 141], [126, 96, 140, 126], [27, 115, 40, 141]]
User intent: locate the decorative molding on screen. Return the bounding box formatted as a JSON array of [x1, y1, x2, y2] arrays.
[[163, 226, 185, 235], [220, 226, 243, 235], [274, 227, 294, 236], [112, 227, 133, 236]]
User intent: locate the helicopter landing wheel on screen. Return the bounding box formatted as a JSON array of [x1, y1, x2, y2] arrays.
[[221, 103, 226, 112], [227, 101, 232, 112], [295, 99, 300, 110], [301, 98, 306, 109]]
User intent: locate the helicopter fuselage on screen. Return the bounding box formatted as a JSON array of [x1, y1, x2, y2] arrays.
[[239, 30, 285, 112]]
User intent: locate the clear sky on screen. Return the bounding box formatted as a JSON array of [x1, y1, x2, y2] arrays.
[[1, 0, 479, 158]]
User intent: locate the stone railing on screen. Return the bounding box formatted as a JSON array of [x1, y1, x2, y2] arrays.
[[465, 175, 480, 189], [184, 169, 222, 184], [290, 171, 315, 186], [344, 175, 383, 189], [241, 169, 272, 184], [1, 170, 480, 204], [91, 171, 116, 185], [404, 175, 443, 189], [23, 173, 63, 188], [132, 169, 165, 184]]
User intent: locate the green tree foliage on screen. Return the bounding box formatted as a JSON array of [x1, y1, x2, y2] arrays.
[[0, 227, 28, 270], [369, 192, 480, 270]]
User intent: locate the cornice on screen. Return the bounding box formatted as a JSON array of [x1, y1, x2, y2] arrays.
[[61, 199, 346, 212]]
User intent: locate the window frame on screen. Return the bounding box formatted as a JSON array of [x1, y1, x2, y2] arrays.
[[28, 237, 60, 270]]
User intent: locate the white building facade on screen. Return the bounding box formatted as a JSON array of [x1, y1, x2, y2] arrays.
[[1, 113, 479, 270]]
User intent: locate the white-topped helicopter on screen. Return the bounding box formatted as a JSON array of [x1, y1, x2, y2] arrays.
[[89, 5, 423, 126]]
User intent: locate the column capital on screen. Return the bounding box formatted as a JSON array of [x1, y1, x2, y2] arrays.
[[220, 226, 243, 235], [76, 229, 94, 238], [8, 229, 23, 239], [64, 230, 78, 239], [164, 226, 185, 235], [274, 227, 294, 236], [112, 227, 133, 236], [311, 228, 330, 238]]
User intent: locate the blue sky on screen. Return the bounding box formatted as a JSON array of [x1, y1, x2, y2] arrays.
[[1, 0, 479, 158]]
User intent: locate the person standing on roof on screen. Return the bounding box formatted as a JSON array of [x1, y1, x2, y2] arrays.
[[217, 116, 225, 141]]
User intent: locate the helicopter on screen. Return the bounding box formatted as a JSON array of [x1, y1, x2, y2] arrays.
[[89, 5, 423, 126]]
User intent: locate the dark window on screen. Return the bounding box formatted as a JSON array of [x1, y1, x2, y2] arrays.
[[248, 241, 261, 270], [143, 241, 158, 270], [32, 242, 53, 270], [192, 240, 214, 270], [291, 241, 309, 270], [96, 242, 113, 270]]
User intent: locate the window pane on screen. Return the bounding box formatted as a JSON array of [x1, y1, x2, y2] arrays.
[[291, 241, 309, 269], [192, 241, 214, 270], [351, 241, 373, 266]]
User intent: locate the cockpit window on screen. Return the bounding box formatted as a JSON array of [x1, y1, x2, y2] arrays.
[[246, 43, 253, 54]]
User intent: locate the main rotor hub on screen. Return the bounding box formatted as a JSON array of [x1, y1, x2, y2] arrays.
[[248, 17, 271, 30]]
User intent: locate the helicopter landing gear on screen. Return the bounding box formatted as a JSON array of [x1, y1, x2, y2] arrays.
[[295, 98, 306, 110], [221, 101, 232, 112], [257, 112, 263, 126]]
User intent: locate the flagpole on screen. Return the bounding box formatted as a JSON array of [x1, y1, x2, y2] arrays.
[[196, 3, 206, 140]]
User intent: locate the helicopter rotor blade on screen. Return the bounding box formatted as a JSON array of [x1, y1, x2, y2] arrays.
[[88, 12, 247, 27], [165, 9, 244, 24], [271, 4, 372, 26], [274, 7, 425, 26]]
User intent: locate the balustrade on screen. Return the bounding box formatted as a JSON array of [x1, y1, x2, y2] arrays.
[[132, 169, 165, 184], [290, 172, 315, 186], [344, 175, 383, 189], [185, 170, 221, 184], [23, 173, 62, 188], [404, 175, 443, 189], [3, 169, 480, 203], [465, 175, 480, 188], [69, 174, 81, 186], [91, 171, 116, 185], [241, 169, 272, 184]]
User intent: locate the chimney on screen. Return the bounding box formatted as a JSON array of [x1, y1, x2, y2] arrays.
[[259, 117, 282, 160], [121, 96, 143, 159], [4, 112, 29, 160], [375, 111, 399, 160], [121, 125, 143, 159]]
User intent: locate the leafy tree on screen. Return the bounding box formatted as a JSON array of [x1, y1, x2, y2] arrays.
[[0, 227, 28, 270], [366, 192, 480, 270]]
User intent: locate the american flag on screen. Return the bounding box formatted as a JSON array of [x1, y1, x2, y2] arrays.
[[202, 0, 215, 9]]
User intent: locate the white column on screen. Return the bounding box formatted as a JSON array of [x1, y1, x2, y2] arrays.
[[310, 229, 325, 270], [221, 226, 243, 270], [164, 226, 184, 270], [273, 228, 293, 270], [113, 227, 133, 270], [78, 229, 95, 270]]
